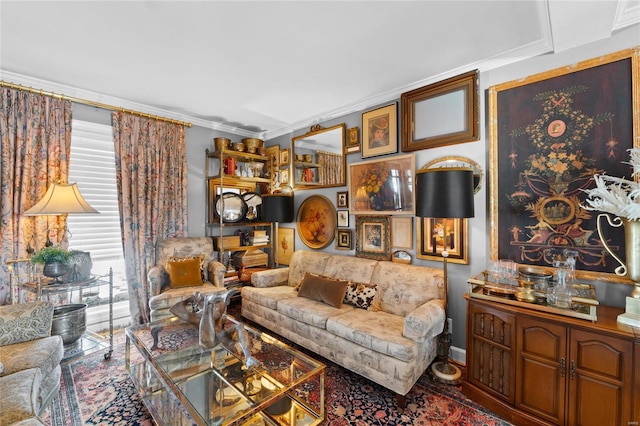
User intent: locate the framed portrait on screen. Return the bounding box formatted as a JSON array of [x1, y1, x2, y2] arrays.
[[280, 169, 290, 185], [336, 191, 348, 208], [296, 195, 336, 249], [266, 145, 280, 169], [416, 217, 468, 264], [401, 70, 479, 152], [346, 127, 360, 153], [280, 148, 290, 166], [361, 103, 398, 158], [277, 227, 295, 266], [489, 47, 639, 282], [391, 216, 413, 249], [355, 215, 391, 261], [336, 229, 352, 250], [337, 210, 349, 227], [348, 154, 415, 215]]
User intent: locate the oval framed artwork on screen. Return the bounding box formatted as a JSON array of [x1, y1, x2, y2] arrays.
[[296, 195, 336, 249]]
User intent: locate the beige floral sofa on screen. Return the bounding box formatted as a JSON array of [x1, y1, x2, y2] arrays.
[[241, 250, 445, 407], [0, 301, 64, 426]]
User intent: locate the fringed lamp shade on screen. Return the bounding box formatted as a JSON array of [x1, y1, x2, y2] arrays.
[[416, 168, 474, 219], [23, 182, 99, 215], [261, 194, 294, 223]]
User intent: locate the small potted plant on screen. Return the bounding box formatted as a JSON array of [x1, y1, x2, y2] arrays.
[[31, 245, 72, 283]]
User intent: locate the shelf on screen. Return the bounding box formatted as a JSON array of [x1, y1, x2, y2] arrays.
[[206, 221, 271, 227], [207, 149, 268, 162], [294, 161, 320, 168], [207, 175, 271, 184], [218, 243, 271, 252]]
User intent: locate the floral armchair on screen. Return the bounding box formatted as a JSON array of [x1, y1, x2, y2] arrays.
[[147, 237, 227, 322]]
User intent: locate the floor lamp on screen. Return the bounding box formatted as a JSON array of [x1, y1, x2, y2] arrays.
[[260, 194, 294, 268], [416, 167, 475, 384]]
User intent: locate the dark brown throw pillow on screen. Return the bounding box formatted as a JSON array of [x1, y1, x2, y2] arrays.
[[297, 272, 350, 309]]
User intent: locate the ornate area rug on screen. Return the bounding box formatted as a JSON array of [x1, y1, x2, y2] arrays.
[[43, 329, 511, 425]]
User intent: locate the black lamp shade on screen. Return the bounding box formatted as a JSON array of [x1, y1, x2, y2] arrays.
[[261, 194, 294, 223], [416, 168, 475, 218]]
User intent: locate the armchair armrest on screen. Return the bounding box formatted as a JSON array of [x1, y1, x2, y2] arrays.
[[403, 298, 445, 341], [251, 268, 289, 288], [206, 260, 226, 287], [147, 264, 166, 296], [0, 301, 54, 345]]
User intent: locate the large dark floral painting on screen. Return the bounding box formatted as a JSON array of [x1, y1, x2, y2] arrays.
[[489, 48, 639, 280]]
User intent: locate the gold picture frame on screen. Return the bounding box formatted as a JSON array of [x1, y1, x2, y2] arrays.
[[336, 191, 348, 208], [416, 217, 468, 264], [296, 195, 336, 249], [346, 127, 360, 153], [336, 229, 352, 250], [361, 103, 398, 158], [348, 154, 415, 215], [355, 215, 391, 261], [280, 148, 290, 166], [266, 145, 280, 169], [277, 227, 295, 266], [401, 70, 479, 152]]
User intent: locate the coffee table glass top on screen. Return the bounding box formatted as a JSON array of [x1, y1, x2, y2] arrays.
[[125, 315, 325, 426]]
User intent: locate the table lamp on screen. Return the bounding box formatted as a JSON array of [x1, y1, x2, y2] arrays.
[[416, 167, 475, 384], [261, 194, 294, 267]]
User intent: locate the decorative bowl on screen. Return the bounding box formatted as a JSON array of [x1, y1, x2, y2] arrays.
[[242, 138, 264, 154], [214, 137, 230, 151], [231, 142, 245, 152]]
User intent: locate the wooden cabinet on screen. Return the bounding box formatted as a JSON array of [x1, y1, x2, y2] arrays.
[[464, 296, 639, 426]]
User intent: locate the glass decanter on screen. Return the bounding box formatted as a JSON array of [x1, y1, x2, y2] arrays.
[[547, 260, 576, 309]]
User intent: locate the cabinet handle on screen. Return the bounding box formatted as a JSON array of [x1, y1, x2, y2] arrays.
[[560, 358, 566, 377], [570, 360, 576, 380]]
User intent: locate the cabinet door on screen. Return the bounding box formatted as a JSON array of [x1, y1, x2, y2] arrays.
[[567, 329, 633, 426], [516, 316, 567, 425], [466, 302, 516, 403]]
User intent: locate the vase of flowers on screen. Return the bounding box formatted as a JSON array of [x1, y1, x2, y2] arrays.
[[31, 245, 72, 284], [583, 148, 640, 298]]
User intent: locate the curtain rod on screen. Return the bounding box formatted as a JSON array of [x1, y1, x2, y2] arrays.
[[0, 80, 192, 128]]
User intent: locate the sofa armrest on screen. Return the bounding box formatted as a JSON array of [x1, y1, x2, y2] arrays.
[[147, 265, 167, 296], [206, 260, 226, 287], [403, 298, 445, 341], [0, 301, 54, 346], [251, 268, 290, 288]]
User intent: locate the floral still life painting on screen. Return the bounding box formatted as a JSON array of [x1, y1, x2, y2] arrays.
[[296, 195, 336, 249], [490, 48, 637, 279], [355, 215, 391, 260], [349, 154, 414, 215]]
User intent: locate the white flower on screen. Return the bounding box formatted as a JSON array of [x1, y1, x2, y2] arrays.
[[582, 148, 640, 221]]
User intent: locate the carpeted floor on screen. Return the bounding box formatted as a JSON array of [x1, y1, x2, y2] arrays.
[[43, 316, 512, 425]]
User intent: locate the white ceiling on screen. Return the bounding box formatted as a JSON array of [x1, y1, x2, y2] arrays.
[[1, 1, 639, 139]]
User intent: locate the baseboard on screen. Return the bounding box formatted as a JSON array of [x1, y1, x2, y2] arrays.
[[450, 345, 466, 366]]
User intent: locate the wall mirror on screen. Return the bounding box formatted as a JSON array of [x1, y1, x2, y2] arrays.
[[421, 155, 483, 194], [291, 123, 346, 190]]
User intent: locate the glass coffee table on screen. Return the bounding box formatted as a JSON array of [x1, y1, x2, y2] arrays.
[[125, 315, 325, 426]]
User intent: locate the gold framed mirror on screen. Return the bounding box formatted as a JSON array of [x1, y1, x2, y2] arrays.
[[291, 123, 346, 190]]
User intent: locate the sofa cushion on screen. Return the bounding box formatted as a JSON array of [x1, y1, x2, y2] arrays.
[[166, 255, 205, 288], [321, 256, 377, 284], [0, 335, 63, 381], [287, 251, 332, 289], [370, 262, 444, 317], [277, 296, 353, 329], [241, 285, 297, 310], [326, 309, 416, 362], [0, 367, 42, 426], [343, 282, 377, 309], [297, 273, 349, 308], [0, 302, 54, 346]]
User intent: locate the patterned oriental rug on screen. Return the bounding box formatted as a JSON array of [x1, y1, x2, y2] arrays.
[[43, 328, 511, 426]]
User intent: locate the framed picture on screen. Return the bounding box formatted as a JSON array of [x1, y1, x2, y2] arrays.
[[361, 103, 398, 158], [266, 145, 280, 169], [391, 216, 413, 249], [296, 195, 336, 249], [336, 229, 352, 250], [336, 191, 348, 208], [401, 70, 479, 152], [489, 47, 638, 281], [280, 169, 290, 185], [277, 227, 295, 266], [355, 215, 391, 261], [416, 217, 468, 264], [337, 210, 349, 227], [346, 127, 360, 153], [348, 154, 415, 215], [280, 148, 290, 166]]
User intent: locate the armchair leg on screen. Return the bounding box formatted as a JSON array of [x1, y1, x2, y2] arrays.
[[150, 326, 163, 350]]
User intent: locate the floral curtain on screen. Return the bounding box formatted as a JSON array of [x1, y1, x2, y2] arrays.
[[0, 87, 72, 304], [317, 151, 342, 185], [112, 112, 187, 324]]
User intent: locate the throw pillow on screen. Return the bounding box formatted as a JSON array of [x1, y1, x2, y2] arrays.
[[166, 255, 205, 288], [297, 273, 349, 309], [343, 282, 377, 310]]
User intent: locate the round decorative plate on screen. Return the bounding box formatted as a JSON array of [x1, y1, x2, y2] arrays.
[[215, 193, 248, 223], [296, 195, 336, 249], [242, 192, 262, 221]]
